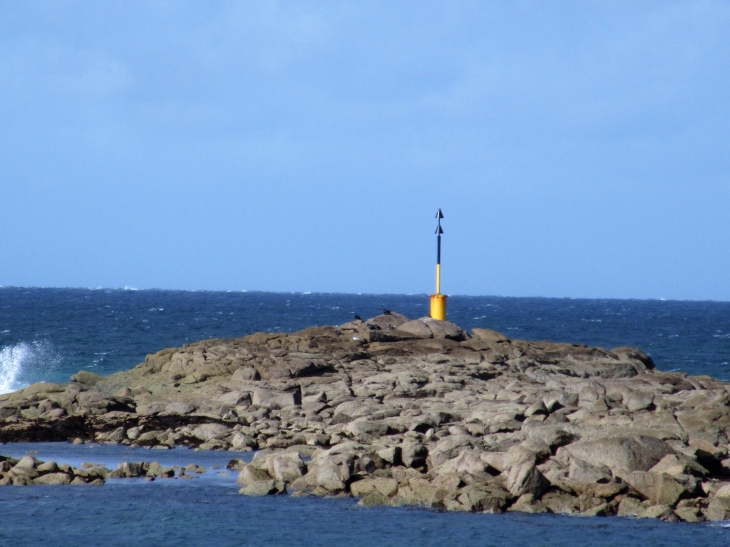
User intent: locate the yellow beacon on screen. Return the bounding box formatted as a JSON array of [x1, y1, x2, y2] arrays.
[[430, 208, 447, 320]]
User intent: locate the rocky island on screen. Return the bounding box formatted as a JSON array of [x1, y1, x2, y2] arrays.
[[2, 312, 730, 522]]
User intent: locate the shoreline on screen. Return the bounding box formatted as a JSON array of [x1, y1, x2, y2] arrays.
[[2, 311, 730, 522]]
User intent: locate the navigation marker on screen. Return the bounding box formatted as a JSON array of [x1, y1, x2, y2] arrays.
[[430, 209, 447, 320]]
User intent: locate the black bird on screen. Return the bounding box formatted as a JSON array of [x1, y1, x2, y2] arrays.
[[354, 314, 363, 321], [383, 309, 392, 315]]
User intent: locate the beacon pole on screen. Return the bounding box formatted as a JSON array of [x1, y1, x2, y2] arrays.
[[430, 209, 447, 320]]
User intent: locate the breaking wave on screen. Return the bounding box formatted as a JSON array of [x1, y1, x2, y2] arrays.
[[0, 341, 61, 395]]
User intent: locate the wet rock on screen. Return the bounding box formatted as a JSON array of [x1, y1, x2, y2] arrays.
[[639, 504, 679, 522], [445, 484, 512, 513], [618, 497, 643, 517], [239, 480, 283, 496]]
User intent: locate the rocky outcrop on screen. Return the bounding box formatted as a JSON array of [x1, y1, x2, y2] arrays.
[[2, 313, 730, 521], [0, 454, 214, 486], [0, 454, 106, 486]]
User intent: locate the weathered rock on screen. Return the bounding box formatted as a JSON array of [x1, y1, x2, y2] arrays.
[[36, 461, 58, 473], [542, 491, 580, 514], [445, 484, 513, 513], [401, 439, 428, 468], [359, 492, 391, 506], [236, 464, 272, 487], [617, 496, 643, 517], [397, 320, 433, 339], [33, 472, 71, 485], [621, 471, 686, 506], [705, 497, 730, 521], [675, 505, 705, 522], [315, 459, 346, 491], [428, 435, 474, 469], [269, 453, 306, 483], [568, 458, 612, 485], [192, 423, 230, 442], [164, 402, 195, 415], [471, 329, 508, 343], [504, 447, 549, 498], [231, 367, 260, 382], [253, 388, 301, 408], [351, 477, 399, 498], [560, 436, 674, 475], [14, 456, 37, 469], [240, 480, 282, 496], [1, 311, 727, 522], [70, 371, 103, 387], [230, 432, 257, 450], [639, 504, 679, 522]]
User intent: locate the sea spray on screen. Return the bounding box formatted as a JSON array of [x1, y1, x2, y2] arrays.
[[0, 341, 61, 394], [0, 342, 28, 394]]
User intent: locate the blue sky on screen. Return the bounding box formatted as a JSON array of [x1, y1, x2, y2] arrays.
[[1, 1, 729, 299]]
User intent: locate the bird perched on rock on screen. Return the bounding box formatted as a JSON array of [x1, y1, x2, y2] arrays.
[[383, 309, 392, 315], [354, 314, 363, 321]]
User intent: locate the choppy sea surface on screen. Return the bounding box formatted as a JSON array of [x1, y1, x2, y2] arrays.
[[1, 287, 730, 545]]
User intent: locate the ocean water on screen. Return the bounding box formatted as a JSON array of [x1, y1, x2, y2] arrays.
[[0, 442, 727, 547], [2, 287, 730, 545], [1, 287, 730, 391]]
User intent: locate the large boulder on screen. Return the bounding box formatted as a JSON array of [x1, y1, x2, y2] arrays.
[[192, 423, 230, 442], [471, 329, 508, 343], [268, 453, 306, 483], [364, 313, 410, 330], [316, 458, 348, 491], [164, 402, 195, 415], [559, 436, 674, 476], [427, 435, 474, 468], [444, 484, 513, 513], [397, 318, 467, 341], [350, 477, 399, 498], [621, 471, 687, 506], [237, 464, 272, 487], [33, 472, 71, 485], [252, 388, 301, 408], [401, 438, 428, 468], [70, 371, 103, 387], [504, 447, 549, 498], [397, 320, 433, 339]]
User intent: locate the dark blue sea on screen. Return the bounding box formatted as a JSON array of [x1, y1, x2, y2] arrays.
[[1, 287, 730, 545]]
